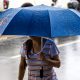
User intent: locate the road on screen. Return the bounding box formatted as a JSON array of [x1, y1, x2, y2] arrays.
[[0, 36, 80, 80]]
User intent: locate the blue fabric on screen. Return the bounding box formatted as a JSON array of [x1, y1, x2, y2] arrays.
[[0, 8, 21, 34], [0, 5, 80, 37]]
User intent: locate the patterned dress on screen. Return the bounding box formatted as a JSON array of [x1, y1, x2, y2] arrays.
[[20, 38, 60, 80]]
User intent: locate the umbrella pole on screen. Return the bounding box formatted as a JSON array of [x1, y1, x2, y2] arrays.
[[41, 37, 43, 49]]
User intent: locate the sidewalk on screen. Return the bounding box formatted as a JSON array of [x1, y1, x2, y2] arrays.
[[0, 36, 20, 41]]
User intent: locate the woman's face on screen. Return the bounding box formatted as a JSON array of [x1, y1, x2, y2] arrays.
[[30, 36, 41, 41]]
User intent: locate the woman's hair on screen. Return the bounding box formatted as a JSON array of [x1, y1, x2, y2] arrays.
[[21, 2, 33, 7], [23, 39, 33, 59]]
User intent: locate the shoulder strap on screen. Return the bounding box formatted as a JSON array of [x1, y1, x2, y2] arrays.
[[43, 38, 47, 46]]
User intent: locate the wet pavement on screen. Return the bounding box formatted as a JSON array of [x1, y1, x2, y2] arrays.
[[0, 36, 80, 80]]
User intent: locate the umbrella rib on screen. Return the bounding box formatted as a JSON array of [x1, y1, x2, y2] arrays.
[[1, 8, 22, 35], [47, 10, 52, 37], [70, 9, 80, 17]]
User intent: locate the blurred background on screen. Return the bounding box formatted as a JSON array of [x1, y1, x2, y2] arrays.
[[0, 0, 79, 9], [0, 0, 80, 80]]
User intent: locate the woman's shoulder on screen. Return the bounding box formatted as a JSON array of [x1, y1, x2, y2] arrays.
[[45, 38, 54, 44]]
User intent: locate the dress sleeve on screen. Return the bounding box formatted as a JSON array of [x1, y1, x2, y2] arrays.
[[41, 39, 60, 57], [50, 40, 60, 57]]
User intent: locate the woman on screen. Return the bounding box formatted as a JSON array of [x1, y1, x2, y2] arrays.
[[18, 36, 61, 80]]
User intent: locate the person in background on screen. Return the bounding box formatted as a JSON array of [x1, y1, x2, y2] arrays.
[[21, 2, 33, 7], [77, 0, 80, 11], [0, 0, 9, 11], [18, 3, 61, 80], [51, 0, 57, 6], [67, 0, 80, 11], [4, 0, 9, 9]]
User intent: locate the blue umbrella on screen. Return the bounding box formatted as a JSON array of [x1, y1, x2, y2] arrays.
[[0, 5, 80, 37]]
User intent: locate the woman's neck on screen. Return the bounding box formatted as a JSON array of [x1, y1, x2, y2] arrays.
[[32, 40, 41, 53]]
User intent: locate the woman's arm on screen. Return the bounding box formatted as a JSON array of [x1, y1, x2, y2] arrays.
[[45, 55, 61, 68], [18, 56, 27, 80], [40, 52, 61, 68]]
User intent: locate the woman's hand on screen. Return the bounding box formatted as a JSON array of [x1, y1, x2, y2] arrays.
[[40, 52, 46, 61], [40, 52, 61, 68]]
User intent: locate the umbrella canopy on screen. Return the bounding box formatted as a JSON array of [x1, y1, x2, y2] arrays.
[[0, 5, 80, 37]]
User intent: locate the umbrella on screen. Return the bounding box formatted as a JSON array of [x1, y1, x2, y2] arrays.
[[0, 5, 80, 37]]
